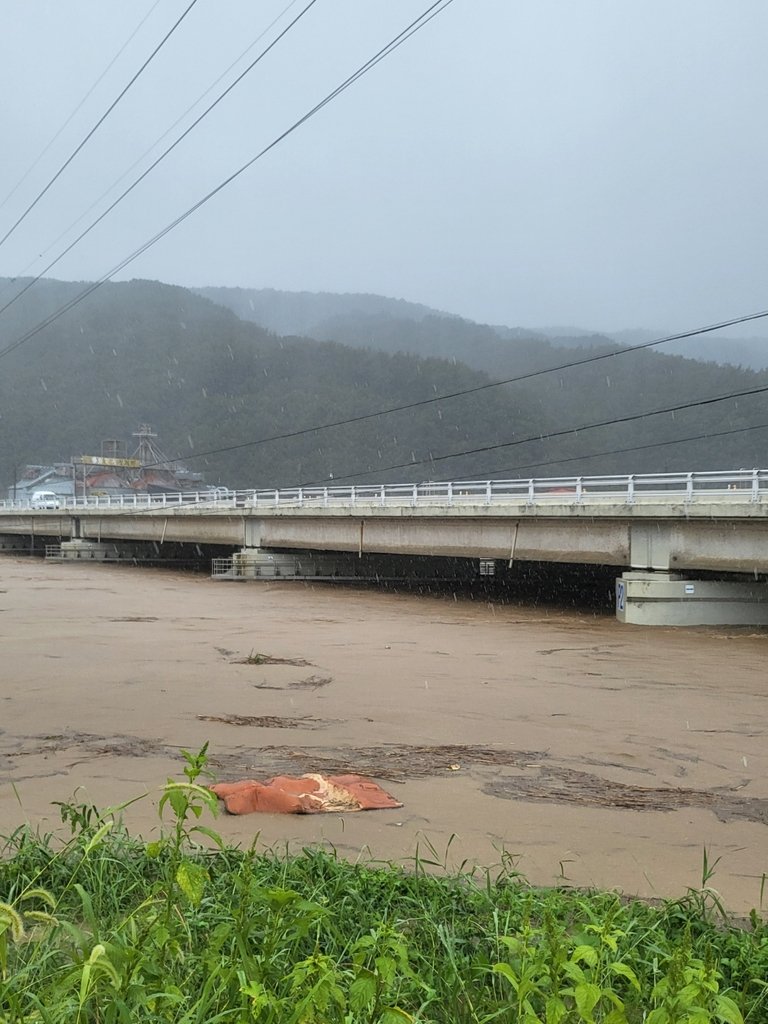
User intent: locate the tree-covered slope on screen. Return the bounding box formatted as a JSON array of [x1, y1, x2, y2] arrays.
[[0, 277, 544, 491]]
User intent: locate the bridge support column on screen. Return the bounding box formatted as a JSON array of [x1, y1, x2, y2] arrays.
[[616, 571, 768, 626], [58, 539, 119, 561], [220, 547, 356, 579]]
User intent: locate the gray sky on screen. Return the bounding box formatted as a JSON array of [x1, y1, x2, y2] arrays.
[[1, 1, 766, 333]]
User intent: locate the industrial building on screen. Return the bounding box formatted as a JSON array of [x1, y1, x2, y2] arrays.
[[9, 424, 206, 502]]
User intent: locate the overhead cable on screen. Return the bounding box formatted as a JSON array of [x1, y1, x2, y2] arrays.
[[0, 0, 455, 362], [0, 0, 319, 319], [8, 0, 304, 276], [0, 0, 200, 252], [0, 0, 163, 217], [296, 380, 768, 485], [471, 421, 768, 480]]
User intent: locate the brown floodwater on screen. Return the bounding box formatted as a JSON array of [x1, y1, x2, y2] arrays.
[[1, 556, 767, 913]]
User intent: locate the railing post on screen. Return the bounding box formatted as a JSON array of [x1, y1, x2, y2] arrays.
[[527, 479, 535, 504], [575, 477, 583, 502], [447, 481, 453, 506], [685, 472, 694, 502], [380, 485, 386, 507], [298, 487, 304, 506], [274, 489, 279, 507], [751, 468, 760, 503], [412, 483, 418, 507], [627, 474, 635, 504], [485, 480, 492, 505], [323, 487, 329, 507], [351, 486, 356, 506]]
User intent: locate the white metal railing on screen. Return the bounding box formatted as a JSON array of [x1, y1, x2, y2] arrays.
[[2, 468, 767, 514]]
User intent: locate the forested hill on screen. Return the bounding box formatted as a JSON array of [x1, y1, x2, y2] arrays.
[[196, 285, 768, 370], [194, 285, 768, 476], [194, 286, 446, 338], [0, 277, 544, 491], [2, 276, 767, 493]]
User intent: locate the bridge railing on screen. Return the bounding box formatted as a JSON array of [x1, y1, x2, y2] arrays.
[[2, 468, 767, 512]]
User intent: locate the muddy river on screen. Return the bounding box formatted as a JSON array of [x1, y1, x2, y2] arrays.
[[1, 557, 766, 913]]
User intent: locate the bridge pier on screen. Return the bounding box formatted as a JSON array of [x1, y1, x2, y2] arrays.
[[615, 571, 768, 626], [220, 547, 358, 579], [58, 539, 119, 561]]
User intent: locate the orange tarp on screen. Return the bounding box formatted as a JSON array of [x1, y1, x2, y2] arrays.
[[210, 773, 402, 815]]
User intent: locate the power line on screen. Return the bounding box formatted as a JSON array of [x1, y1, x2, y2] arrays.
[[0, 0, 163, 217], [470, 421, 768, 480], [0, 0, 320, 322], [296, 380, 768, 485], [0, 0, 456, 363], [121, 307, 768, 471], [7, 0, 304, 282], [0, 0, 200, 253]]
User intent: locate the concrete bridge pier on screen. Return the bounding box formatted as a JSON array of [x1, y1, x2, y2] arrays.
[[615, 571, 768, 626], [227, 547, 357, 579], [59, 539, 120, 561]]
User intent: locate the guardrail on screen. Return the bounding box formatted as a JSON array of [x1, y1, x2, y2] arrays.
[[2, 469, 767, 513]]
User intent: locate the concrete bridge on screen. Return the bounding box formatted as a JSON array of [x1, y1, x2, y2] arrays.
[[2, 469, 768, 626]]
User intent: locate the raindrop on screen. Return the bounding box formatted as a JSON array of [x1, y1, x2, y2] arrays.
[[116, 393, 123, 408], [40, 378, 48, 391], [202, 387, 208, 398]]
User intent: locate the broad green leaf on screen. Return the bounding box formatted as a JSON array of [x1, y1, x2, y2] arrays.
[[349, 969, 377, 1012], [545, 995, 568, 1024], [571, 945, 598, 968], [714, 999, 744, 1024], [492, 962, 521, 991], [176, 860, 208, 906], [379, 1008, 414, 1024], [574, 981, 601, 1019], [609, 961, 641, 991]]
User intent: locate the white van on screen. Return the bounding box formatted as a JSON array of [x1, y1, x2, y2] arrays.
[[30, 490, 61, 509]]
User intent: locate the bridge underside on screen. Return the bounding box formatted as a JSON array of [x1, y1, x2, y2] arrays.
[[3, 510, 768, 574]]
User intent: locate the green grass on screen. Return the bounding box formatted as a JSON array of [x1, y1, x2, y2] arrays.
[[1, 748, 767, 1023]]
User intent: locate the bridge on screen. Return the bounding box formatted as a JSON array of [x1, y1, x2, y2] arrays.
[[2, 469, 768, 626]]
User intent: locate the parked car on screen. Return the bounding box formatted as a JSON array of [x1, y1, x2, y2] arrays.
[[30, 490, 61, 509]]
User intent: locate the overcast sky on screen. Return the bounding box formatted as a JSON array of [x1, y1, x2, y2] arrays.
[[1, 1, 766, 334]]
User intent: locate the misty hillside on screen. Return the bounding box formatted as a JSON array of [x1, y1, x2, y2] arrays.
[[195, 285, 768, 476], [194, 286, 448, 339], [0, 277, 545, 491], [2, 276, 768, 493], [201, 285, 768, 371]]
